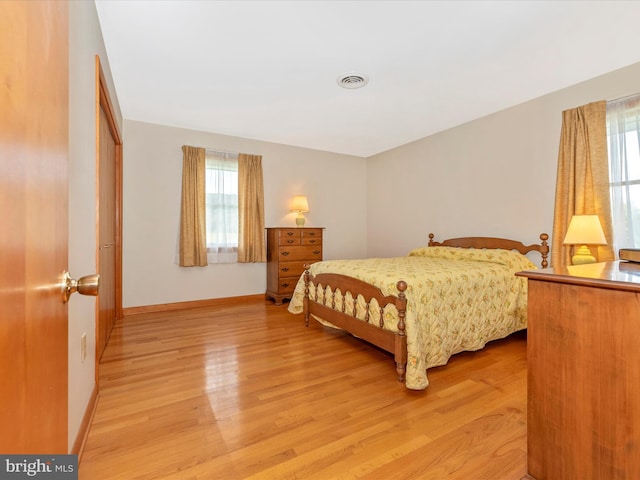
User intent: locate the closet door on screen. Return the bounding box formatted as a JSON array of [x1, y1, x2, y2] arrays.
[[97, 103, 117, 360]]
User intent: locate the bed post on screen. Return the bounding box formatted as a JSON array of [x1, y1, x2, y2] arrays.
[[303, 265, 310, 327], [394, 280, 408, 382], [539, 233, 549, 268]]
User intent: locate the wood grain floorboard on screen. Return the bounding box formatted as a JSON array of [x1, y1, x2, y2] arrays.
[[79, 299, 527, 479]]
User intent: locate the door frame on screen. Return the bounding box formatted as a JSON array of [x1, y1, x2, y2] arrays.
[[95, 55, 123, 381]]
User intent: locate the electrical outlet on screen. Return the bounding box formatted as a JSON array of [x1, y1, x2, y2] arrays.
[[81, 333, 87, 363]]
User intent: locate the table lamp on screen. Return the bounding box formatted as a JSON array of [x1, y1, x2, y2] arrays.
[[290, 196, 309, 227], [563, 214, 607, 265]]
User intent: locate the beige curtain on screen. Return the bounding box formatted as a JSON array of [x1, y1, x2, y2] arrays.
[[551, 101, 615, 267], [238, 153, 266, 263], [179, 146, 208, 267]]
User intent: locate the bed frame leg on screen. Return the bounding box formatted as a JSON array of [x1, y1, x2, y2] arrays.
[[395, 362, 406, 382]]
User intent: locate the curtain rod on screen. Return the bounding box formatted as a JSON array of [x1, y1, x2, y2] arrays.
[[205, 148, 260, 157], [205, 147, 238, 157], [182, 145, 260, 157], [609, 92, 640, 103], [182, 144, 238, 156]]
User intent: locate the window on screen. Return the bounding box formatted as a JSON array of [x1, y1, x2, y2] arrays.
[[607, 95, 640, 253], [205, 151, 238, 263]]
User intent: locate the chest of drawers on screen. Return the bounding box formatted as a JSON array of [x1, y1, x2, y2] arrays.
[[266, 227, 323, 305], [517, 262, 640, 480]]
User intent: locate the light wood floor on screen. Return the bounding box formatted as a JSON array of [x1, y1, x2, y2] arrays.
[[79, 298, 528, 479]]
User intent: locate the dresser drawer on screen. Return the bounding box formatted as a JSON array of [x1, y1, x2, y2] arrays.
[[302, 229, 322, 241], [302, 235, 322, 246], [280, 236, 301, 246], [277, 261, 307, 279], [278, 229, 301, 245], [278, 245, 322, 262], [276, 276, 299, 294]]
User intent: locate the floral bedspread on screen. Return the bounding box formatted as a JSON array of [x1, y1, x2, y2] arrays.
[[287, 246, 536, 390]]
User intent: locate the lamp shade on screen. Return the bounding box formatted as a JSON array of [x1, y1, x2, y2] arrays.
[[290, 195, 309, 213], [563, 215, 607, 245]]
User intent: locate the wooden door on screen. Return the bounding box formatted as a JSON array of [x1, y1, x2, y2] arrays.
[[0, 1, 69, 453], [95, 57, 122, 365], [97, 104, 117, 359]]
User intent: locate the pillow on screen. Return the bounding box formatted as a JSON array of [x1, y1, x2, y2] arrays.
[[408, 246, 537, 271]]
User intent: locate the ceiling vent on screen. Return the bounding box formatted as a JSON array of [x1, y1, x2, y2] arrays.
[[337, 73, 369, 89]]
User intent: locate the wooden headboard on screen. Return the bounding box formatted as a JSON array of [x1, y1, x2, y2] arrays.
[[428, 232, 550, 268]]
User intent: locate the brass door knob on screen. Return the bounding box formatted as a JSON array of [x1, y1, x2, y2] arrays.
[[62, 271, 100, 303]]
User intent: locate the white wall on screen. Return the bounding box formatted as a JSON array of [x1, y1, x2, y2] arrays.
[[366, 61, 640, 265], [122, 120, 367, 308], [68, 0, 122, 452]]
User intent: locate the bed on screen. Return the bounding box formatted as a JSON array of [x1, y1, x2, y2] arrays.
[[287, 233, 549, 390]]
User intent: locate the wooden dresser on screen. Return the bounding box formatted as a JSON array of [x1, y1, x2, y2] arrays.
[[265, 227, 323, 305], [516, 261, 640, 480]]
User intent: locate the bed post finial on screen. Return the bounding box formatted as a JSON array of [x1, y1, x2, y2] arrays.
[[428, 233, 435, 246], [539, 233, 549, 269]]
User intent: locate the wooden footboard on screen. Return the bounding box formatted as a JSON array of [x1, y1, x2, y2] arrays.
[[303, 268, 408, 382]]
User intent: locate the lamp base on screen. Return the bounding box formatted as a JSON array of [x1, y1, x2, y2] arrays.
[[572, 245, 596, 265], [572, 254, 597, 265], [295, 215, 306, 227]]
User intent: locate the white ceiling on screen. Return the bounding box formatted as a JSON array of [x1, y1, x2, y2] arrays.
[[95, 0, 640, 157]]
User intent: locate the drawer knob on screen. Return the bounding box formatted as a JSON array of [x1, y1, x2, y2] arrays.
[[287, 240, 294, 244], [281, 267, 290, 272], [313, 250, 320, 255], [308, 239, 316, 244], [281, 283, 290, 288], [286, 232, 294, 236], [282, 251, 290, 256]]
